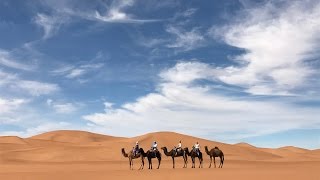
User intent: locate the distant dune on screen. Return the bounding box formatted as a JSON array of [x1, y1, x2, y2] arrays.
[[29, 130, 122, 144], [0, 136, 28, 145]]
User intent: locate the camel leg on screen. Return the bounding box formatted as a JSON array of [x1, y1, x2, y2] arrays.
[[172, 157, 175, 169], [219, 156, 223, 168], [222, 156, 224, 168], [142, 157, 144, 169], [214, 157, 216, 168], [185, 154, 188, 168], [157, 157, 161, 169], [131, 159, 134, 170], [130, 157, 133, 170], [209, 156, 212, 168], [148, 158, 151, 169], [192, 157, 195, 168], [201, 158, 203, 168], [139, 157, 144, 170], [198, 158, 202, 168]]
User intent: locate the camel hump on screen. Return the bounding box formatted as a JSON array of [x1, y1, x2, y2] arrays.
[[214, 146, 219, 149]]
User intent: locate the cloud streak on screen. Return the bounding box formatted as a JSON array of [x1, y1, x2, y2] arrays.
[[94, 0, 161, 23], [34, 13, 69, 39], [34, 0, 161, 39], [166, 26, 206, 52], [0, 70, 59, 96], [0, 49, 36, 71], [51, 63, 104, 79], [0, 97, 27, 114], [47, 99, 78, 114]]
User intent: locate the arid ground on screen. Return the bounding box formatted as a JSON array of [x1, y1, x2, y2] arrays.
[[0, 130, 319, 180]]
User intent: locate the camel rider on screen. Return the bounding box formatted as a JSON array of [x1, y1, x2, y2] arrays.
[[175, 140, 182, 155], [194, 141, 200, 156], [133, 141, 139, 156], [151, 141, 158, 151]]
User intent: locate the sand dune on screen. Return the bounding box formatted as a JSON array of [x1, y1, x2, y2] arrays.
[[0, 130, 319, 180], [29, 130, 122, 144], [0, 136, 28, 145], [234, 142, 256, 148]]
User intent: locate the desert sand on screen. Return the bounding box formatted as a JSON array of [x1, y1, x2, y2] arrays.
[[0, 130, 319, 180]]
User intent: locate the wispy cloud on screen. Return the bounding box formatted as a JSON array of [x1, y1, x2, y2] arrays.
[[171, 8, 198, 22], [34, 13, 69, 39], [166, 26, 206, 52], [34, 0, 161, 39], [52, 62, 104, 79], [46, 99, 78, 114], [15, 80, 59, 96], [0, 70, 59, 96], [210, 0, 320, 96], [0, 97, 27, 114], [0, 49, 36, 71], [94, 0, 161, 23], [137, 37, 167, 48], [0, 122, 71, 137]]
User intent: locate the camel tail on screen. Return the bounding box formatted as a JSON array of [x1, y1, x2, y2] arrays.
[[121, 148, 129, 157]]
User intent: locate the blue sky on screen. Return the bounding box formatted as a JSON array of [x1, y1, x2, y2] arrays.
[[0, 0, 319, 149]]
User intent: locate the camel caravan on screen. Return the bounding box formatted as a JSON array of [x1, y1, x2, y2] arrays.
[[121, 140, 224, 170]]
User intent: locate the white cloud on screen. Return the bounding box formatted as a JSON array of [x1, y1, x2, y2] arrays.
[[52, 103, 77, 114], [35, 0, 160, 39], [0, 97, 27, 114], [210, 0, 320, 95], [65, 68, 86, 79], [46, 99, 53, 106], [15, 80, 59, 96], [182, 8, 197, 17], [83, 62, 320, 140], [50, 65, 75, 75], [0, 49, 35, 71], [104, 102, 114, 109], [0, 70, 59, 96], [46, 99, 78, 114], [166, 26, 206, 51], [0, 97, 29, 125], [94, 0, 160, 23], [34, 13, 68, 39], [138, 38, 167, 48], [52, 62, 104, 79], [159, 62, 219, 84], [0, 122, 71, 137]]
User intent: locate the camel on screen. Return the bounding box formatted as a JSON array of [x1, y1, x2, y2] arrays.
[[204, 146, 224, 168], [185, 147, 203, 168], [145, 149, 161, 169], [121, 148, 145, 170], [161, 147, 188, 168]]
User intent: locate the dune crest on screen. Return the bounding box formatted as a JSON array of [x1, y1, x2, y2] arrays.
[[28, 130, 121, 144]]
